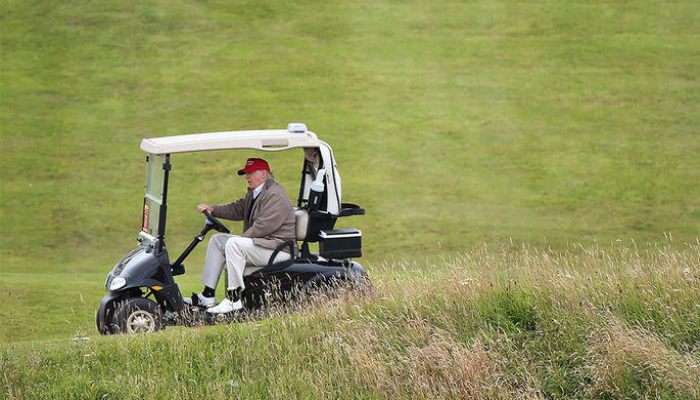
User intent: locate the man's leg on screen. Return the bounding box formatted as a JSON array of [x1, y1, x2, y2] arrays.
[[223, 237, 292, 290], [200, 233, 235, 289], [207, 237, 291, 314], [184, 233, 234, 307]]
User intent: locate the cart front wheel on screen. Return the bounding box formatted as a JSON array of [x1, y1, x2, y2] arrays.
[[113, 297, 163, 334]]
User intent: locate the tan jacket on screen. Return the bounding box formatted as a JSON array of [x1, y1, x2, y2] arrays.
[[212, 178, 298, 254]]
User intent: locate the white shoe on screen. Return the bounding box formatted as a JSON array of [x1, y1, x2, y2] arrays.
[[183, 293, 216, 307], [207, 298, 243, 314]]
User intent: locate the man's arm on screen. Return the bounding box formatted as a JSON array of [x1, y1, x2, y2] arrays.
[[208, 197, 247, 221]]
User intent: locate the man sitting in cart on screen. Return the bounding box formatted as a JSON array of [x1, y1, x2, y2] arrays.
[[185, 157, 298, 314]]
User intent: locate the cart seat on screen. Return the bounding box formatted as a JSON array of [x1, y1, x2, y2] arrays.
[[244, 265, 263, 275], [295, 208, 309, 241]]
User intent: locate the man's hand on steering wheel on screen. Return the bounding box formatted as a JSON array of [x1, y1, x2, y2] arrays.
[[197, 203, 214, 214], [197, 204, 230, 234]]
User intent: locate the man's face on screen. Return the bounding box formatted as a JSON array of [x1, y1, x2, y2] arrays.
[[245, 170, 267, 189]]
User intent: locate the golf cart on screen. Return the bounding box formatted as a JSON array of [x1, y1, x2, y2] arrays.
[[97, 123, 368, 334]]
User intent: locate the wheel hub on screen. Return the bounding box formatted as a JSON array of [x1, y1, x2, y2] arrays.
[[127, 310, 155, 333]]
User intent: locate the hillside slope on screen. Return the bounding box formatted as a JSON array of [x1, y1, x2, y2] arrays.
[[2, 0, 698, 275], [0, 2, 698, 396]]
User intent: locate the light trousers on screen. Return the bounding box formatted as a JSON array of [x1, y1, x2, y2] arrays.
[[201, 234, 291, 291]]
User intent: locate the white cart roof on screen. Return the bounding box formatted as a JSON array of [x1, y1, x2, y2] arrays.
[[140, 125, 320, 155], [140, 124, 344, 214]]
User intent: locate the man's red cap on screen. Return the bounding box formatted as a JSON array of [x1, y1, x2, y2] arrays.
[[237, 158, 270, 175]]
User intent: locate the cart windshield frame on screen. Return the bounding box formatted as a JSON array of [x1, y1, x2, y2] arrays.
[[140, 154, 170, 246]]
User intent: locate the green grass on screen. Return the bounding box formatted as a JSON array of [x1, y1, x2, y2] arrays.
[[1, 0, 698, 272], [1, 0, 699, 397]]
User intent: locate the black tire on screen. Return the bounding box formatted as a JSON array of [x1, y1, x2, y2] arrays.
[[299, 276, 349, 302], [96, 301, 118, 335], [301, 275, 374, 303], [112, 297, 163, 334]]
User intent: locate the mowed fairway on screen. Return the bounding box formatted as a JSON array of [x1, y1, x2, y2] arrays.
[[1, 0, 698, 398]]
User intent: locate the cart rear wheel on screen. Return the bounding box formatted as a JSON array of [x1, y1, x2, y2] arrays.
[[113, 297, 163, 334]]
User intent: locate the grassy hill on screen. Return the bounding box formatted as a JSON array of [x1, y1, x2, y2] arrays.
[[1, 0, 698, 398], [3, 244, 699, 398]]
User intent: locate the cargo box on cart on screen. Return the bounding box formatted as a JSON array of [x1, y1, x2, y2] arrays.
[[319, 229, 362, 259]]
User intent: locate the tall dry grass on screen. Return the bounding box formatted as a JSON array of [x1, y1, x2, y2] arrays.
[[308, 240, 699, 398]]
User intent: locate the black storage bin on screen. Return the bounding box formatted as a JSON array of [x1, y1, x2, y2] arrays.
[[319, 229, 362, 259]]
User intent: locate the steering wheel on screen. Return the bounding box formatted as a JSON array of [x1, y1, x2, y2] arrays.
[[202, 210, 230, 234]]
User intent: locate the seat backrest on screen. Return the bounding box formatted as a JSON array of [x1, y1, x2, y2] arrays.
[[294, 208, 309, 241]]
